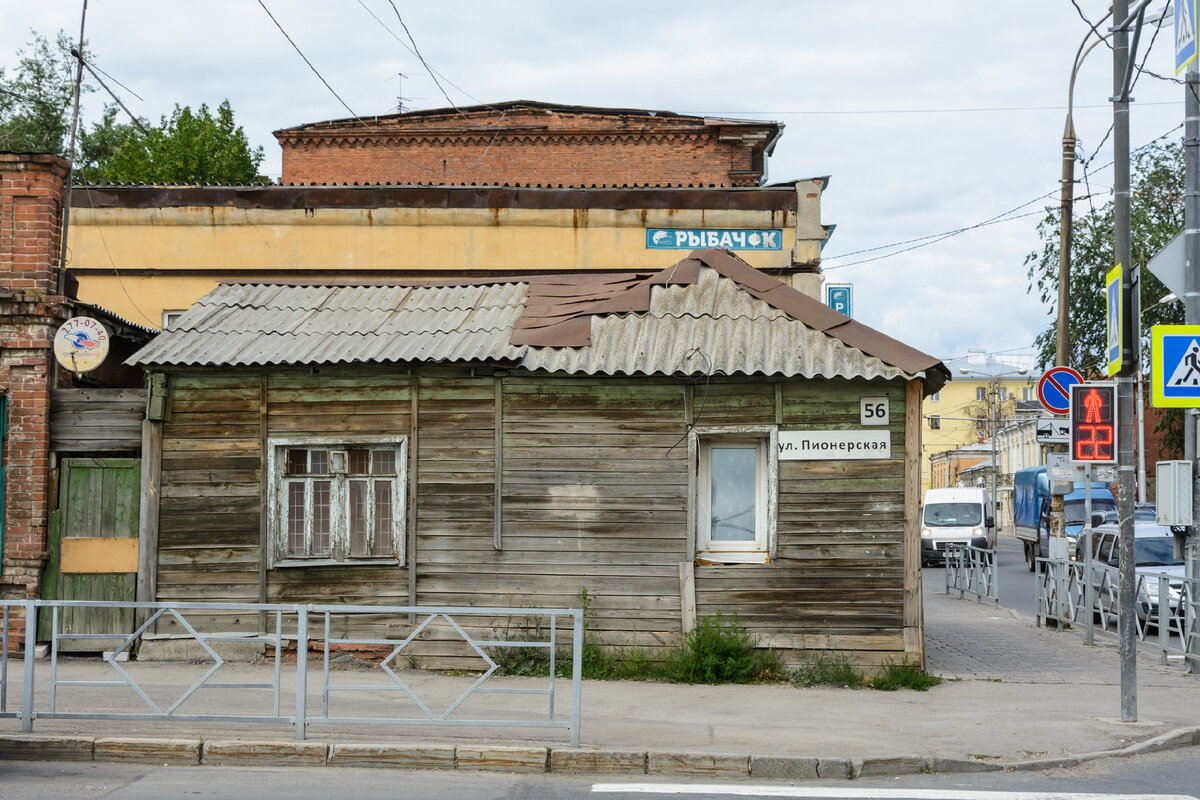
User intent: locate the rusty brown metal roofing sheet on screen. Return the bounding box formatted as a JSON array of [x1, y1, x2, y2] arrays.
[[128, 248, 948, 393], [73, 184, 797, 211]]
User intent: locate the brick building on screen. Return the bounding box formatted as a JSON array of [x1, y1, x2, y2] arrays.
[[1, 153, 152, 620], [274, 100, 782, 187], [0, 153, 71, 604]]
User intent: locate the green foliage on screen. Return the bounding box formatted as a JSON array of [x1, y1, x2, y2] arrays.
[[870, 660, 942, 691], [1025, 140, 1185, 373], [660, 611, 782, 684], [791, 653, 867, 688], [0, 30, 88, 154], [78, 100, 265, 184]]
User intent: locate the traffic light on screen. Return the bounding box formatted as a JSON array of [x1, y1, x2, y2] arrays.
[[1069, 382, 1117, 464]]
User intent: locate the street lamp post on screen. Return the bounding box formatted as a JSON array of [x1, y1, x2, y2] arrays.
[[960, 367, 1029, 526]]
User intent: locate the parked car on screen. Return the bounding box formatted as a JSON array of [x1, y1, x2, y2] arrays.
[[1074, 521, 1185, 628]]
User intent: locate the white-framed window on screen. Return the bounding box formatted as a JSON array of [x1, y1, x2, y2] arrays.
[[162, 310, 185, 329], [267, 435, 407, 566], [976, 386, 987, 401], [929, 391, 940, 402], [928, 415, 941, 430], [1022, 386, 1036, 401], [691, 426, 777, 564]]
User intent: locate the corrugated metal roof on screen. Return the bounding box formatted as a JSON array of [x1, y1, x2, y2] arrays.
[[128, 249, 949, 392]]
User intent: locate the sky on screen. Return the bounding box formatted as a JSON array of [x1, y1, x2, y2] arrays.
[[0, 1, 1191, 368]]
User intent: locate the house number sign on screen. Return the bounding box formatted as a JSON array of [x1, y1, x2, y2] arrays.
[[859, 397, 889, 426]]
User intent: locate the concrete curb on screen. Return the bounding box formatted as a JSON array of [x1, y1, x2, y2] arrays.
[[0, 727, 1197, 780]]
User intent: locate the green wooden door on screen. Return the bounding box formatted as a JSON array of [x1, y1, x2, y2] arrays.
[[42, 458, 140, 651]]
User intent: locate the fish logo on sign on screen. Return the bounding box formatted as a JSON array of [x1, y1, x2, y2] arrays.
[[1167, 339, 1200, 387]]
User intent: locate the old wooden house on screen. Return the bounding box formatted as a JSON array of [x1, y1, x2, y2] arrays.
[[126, 248, 948, 668]]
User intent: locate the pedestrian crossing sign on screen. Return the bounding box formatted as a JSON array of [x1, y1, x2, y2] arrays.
[[1151, 325, 1200, 407]]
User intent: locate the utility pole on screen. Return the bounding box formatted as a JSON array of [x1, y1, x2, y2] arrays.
[[1112, 0, 1137, 723], [1185, 66, 1200, 675]]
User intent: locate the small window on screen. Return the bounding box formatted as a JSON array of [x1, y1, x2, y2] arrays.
[[269, 437, 407, 566], [694, 429, 777, 564], [162, 310, 185, 329], [929, 391, 941, 402], [928, 415, 941, 430], [1022, 386, 1036, 401], [976, 386, 987, 402]]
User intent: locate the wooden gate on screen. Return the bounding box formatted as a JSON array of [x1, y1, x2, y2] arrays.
[[41, 458, 141, 651]]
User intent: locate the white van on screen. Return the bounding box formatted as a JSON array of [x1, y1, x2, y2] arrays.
[[920, 487, 994, 566]]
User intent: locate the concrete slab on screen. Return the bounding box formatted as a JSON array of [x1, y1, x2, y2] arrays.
[[201, 740, 328, 767], [647, 751, 749, 777], [550, 748, 646, 774], [328, 743, 455, 769], [94, 737, 200, 765], [0, 734, 93, 761], [455, 745, 547, 773]]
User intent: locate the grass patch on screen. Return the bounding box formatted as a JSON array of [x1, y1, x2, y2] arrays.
[[791, 653, 867, 688], [659, 611, 782, 684], [869, 660, 941, 691]]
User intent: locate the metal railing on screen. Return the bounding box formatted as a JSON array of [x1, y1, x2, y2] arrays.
[[0, 600, 583, 746], [1036, 557, 1199, 667], [943, 543, 999, 605]]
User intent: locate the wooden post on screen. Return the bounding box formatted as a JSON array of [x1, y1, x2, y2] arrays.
[[408, 376, 419, 618], [903, 379, 925, 668], [678, 561, 697, 634], [493, 376, 503, 551], [135, 418, 162, 620]]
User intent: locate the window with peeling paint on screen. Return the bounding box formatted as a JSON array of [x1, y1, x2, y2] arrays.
[[268, 436, 406, 566]]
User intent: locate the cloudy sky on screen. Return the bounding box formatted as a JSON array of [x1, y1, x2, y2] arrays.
[[1, 1, 1189, 366]]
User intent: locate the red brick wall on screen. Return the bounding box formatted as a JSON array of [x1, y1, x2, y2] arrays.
[[276, 106, 775, 187], [1, 153, 70, 613]]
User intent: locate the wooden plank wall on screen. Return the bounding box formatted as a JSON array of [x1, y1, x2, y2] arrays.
[[693, 377, 909, 668], [154, 374, 262, 635], [151, 367, 914, 668], [51, 388, 145, 452]]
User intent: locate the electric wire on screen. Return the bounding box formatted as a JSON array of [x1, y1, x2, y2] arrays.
[[258, 0, 505, 178]]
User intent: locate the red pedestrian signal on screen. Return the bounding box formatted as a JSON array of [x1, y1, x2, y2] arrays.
[[1069, 382, 1117, 464]]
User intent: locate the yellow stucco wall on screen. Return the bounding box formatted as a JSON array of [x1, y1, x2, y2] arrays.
[[920, 375, 1034, 493], [68, 193, 826, 328]]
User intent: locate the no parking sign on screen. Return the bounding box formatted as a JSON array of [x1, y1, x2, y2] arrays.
[[1036, 366, 1084, 416]]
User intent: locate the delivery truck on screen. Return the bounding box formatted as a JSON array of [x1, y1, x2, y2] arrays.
[[1011, 466, 1115, 571]]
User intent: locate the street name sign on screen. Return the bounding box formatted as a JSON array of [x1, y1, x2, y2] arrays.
[[1036, 366, 1084, 415], [1151, 324, 1200, 407]]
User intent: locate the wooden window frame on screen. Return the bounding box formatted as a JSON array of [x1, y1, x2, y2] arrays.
[[689, 425, 778, 565], [266, 434, 407, 568]]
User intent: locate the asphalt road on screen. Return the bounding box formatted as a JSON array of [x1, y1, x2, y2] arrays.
[[3, 751, 1199, 799]]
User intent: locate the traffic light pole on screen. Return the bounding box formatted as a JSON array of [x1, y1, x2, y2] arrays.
[[1185, 68, 1200, 675], [1112, 0, 1137, 723]]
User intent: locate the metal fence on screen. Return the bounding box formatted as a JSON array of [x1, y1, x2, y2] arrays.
[[943, 543, 999, 605], [0, 600, 583, 746], [1035, 557, 1199, 667]]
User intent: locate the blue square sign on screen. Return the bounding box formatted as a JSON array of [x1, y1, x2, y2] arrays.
[[1152, 325, 1200, 407]]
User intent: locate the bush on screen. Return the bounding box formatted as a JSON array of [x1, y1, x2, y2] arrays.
[[660, 611, 782, 684]]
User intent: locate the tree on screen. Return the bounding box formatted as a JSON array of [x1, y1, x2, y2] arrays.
[[1026, 140, 1185, 371], [1024, 139, 1186, 454], [78, 100, 265, 184], [0, 30, 89, 154]]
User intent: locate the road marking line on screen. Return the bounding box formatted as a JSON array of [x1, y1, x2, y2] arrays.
[[591, 785, 1197, 800]]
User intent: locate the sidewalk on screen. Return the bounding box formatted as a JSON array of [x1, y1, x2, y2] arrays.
[[1, 583, 1198, 779]]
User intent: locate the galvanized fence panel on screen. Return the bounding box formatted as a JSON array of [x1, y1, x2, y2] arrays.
[[0, 600, 583, 746], [1035, 557, 1199, 668], [943, 543, 999, 605]]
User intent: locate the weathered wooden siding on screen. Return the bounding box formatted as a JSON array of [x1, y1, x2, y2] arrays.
[[149, 367, 916, 667], [264, 371, 412, 608], [50, 388, 145, 452], [155, 373, 262, 634], [693, 378, 909, 667]]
